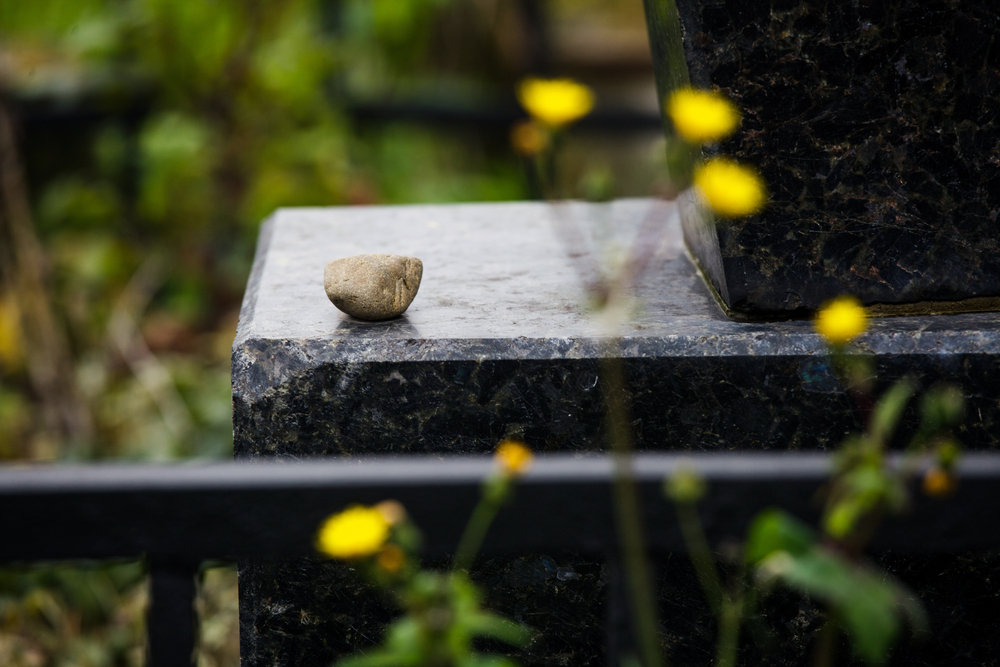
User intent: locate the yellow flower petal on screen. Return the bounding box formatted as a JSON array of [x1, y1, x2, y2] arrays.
[[375, 500, 407, 526], [922, 467, 957, 498], [376, 544, 407, 573], [510, 119, 549, 156], [317, 506, 390, 560], [814, 295, 868, 346], [517, 78, 595, 128], [693, 158, 766, 218], [666, 87, 740, 144], [495, 440, 534, 476]]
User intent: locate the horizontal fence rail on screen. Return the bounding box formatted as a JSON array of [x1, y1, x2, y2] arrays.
[[3, 452, 1000, 562], [3, 451, 1000, 666]]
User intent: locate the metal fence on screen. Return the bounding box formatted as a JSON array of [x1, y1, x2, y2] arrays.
[[2, 452, 998, 666]]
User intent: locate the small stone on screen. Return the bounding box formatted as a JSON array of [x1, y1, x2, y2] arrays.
[[324, 254, 423, 321]]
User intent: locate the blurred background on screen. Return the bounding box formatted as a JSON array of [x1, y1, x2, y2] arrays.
[[0, 0, 664, 664]]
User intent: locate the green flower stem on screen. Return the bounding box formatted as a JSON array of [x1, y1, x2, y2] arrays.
[[812, 619, 837, 667], [542, 130, 562, 199], [828, 347, 874, 421], [675, 495, 747, 667], [524, 154, 544, 201], [840, 505, 885, 561], [453, 475, 510, 572], [715, 596, 742, 667], [675, 500, 724, 614], [601, 349, 664, 667]]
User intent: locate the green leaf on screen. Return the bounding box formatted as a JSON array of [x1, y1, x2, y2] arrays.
[[337, 618, 425, 667], [919, 385, 965, 437], [384, 617, 422, 652], [465, 612, 533, 647], [745, 509, 815, 564], [823, 467, 883, 538], [823, 500, 864, 540], [756, 546, 925, 665], [824, 464, 908, 539], [338, 650, 419, 667], [870, 378, 915, 444], [458, 655, 521, 667]]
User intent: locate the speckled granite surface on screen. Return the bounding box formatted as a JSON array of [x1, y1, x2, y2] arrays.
[[646, 0, 1000, 315], [234, 200, 1000, 667], [233, 200, 1000, 459]]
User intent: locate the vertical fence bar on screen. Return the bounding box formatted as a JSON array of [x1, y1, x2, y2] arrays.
[[147, 558, 199, 667]]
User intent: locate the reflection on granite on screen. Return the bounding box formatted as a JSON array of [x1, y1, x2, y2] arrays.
[[333, 315, 422, 339], [234, 200, 1000, 667], [650, 0, 1000, 315]]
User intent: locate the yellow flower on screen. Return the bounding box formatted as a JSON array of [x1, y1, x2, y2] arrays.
[[693, 158, 766, 218], [374, 499, 407, 526], [376, 544, 407, 573], [316, 506, 390, 560], [510, 119, 549, 156], [814, 295, 868, 346], [922, 466, 957, 498], [666, 87, 740, 144], [517, 78, 595, 128], [664, 464, 706, 504], [495, 440, 533, 475]]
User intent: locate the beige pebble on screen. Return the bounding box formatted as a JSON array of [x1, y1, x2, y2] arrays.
[[324, 254, 423, 321]]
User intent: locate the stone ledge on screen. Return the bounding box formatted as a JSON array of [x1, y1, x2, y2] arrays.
[[233, 199, 1000, 667], [233, 199, 1000, 458]]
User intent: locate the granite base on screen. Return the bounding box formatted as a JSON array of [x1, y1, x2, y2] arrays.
[[233, 200, 1000, 666]]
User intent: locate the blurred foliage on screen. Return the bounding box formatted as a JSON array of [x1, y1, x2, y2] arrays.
[[0, 561, 238, 667], [666, 329, 965, 667], [196, 567, 239, 667], [0, 561, 146, 667], [0, 0, 534, 464], [0, 0, 553, 663]]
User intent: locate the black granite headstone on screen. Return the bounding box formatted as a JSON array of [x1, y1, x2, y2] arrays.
[[233, 200, 1000, 667], [643, 0, 1000, 317]]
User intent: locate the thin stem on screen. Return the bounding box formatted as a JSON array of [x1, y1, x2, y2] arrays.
[[841, 505, 884, 561], [676, 495, 745, 667], [0, 100, 91, 447], [829, 348, 874, 424], [675, 501, 724, 614], [618, 200, 677, 292], [542, 131, 560, 199], [715, 597, 742, 667], [524, 155, 544, 200], [601, 349, 664, 667], [452, 477, 507, 572], [812, 619, 837, 667]]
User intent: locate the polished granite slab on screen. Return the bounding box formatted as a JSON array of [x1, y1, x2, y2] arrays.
[[233, 199, 1000, 667], [644, 0, 1000, 316], [233, 199, 1000, 460]]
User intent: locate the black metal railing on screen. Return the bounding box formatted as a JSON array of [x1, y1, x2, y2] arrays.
[[2, 452, 999, 666]]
